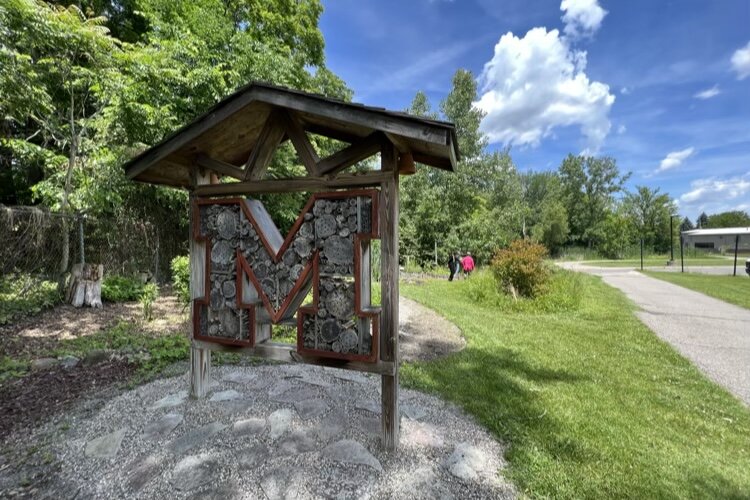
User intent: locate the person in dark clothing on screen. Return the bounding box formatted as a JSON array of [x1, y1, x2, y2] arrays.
[[448, 253, 457, 281]]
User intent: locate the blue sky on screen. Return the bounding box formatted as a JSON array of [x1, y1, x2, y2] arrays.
[[320, 0, 750, 220]]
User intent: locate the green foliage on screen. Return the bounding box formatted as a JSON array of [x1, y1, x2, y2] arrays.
[[101, 275, 144, 302], [559, 154, 630, 248], [622, 185, 676, 252], [596, 210, 637, 259], [491, 239, 550, 298], [170, 255, 190, 308], [0, 356, 30, 381], [463, 269, 582, 313], [140, 282, 158, 321], [401, 276, 750, 498], [705, 210, 750, 228], [57, 320, 189, 382], [0, 275, 62, 325]]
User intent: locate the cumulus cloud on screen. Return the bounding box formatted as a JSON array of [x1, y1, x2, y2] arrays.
[[475, 27, 615, 149], [680, 174, 750, 213], [693, 85, 720, 100], [560, 0, 608, 39], [657, 147, 695, 173], [731, 41, 750, 80]]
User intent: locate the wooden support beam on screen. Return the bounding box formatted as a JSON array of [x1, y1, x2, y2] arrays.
[[316, 132, 382, 177], [243, 110, 286, 181], [194, 154, 244, 180], [193, 172, 391, 197], [278, 110, 320, 176], [379, 139, 400, 451], [191, 340, 396, 376], [189, 170, 212, 398]]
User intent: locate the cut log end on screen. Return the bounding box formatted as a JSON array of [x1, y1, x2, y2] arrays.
[[68, 263, 104, 308]]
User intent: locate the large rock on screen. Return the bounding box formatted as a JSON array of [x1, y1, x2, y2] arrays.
[[150, 391, 188, 410], [170, 454, 220, 491], [209, 389, 241, 402], [222, 371, 257, 384], [278, 430, 317, 455], [237, 443, 268, 468], [294, 398, 329, 420], [232, 418, 265, 436], [443, 442, 488, 481], [31, 357, 58, 371], [125, 455, 163, 492], [142, 413, 183, 440], [321, 439, 383, 473], [168, 422, 226, 455], [268, 409, 293, 441], [85, 428, 127, 458]]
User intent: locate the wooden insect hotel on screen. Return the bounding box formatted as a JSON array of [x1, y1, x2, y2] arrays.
[[123, 83, 459, 450]]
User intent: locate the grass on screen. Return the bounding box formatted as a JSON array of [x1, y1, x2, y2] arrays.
[[0, 275, 62, 325], [642, 271, 750, 310], [400, 270, 750, 499], [54, 321, 190, 384], [586, 256, 733, 267]]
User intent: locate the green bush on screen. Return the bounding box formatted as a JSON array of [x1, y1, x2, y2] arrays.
[[0, 275, 62, 325], [464, 268, 581, 313], [140, 283, 159, 321], [101, 275, 145, 302], [171, 255, 190, 308], [491, 239, 550, 298]]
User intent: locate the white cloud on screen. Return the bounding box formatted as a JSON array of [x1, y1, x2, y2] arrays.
[[475, 27, 615, 150], [620, 86, 630, 95], [730, 41, 750, 80], [679, 174, 750, 213], [617, 124, 626, 134], [693, 85, 720, 100], [560, 0, 608, 39], [657, 147, 695, 173]]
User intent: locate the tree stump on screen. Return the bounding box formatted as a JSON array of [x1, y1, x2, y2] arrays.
[[67, 263, 103, 308]]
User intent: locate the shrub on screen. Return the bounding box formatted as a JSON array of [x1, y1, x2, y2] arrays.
[[465, 269, 581, 313], [171, 255, 190, 308], [140, 283, 159, 321], [0, 275, 62, 325], [491, 239, 550, 298], [102, 275, 145, 302]]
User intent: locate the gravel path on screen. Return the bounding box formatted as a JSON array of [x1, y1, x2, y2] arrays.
[[561, 262, 750, 405], [37, 364, 514, 499], [399, 296, 465, 362]]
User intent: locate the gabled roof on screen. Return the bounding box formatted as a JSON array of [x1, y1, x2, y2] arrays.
[[122, 82, 460, 188], [682, 227, 750, 237]]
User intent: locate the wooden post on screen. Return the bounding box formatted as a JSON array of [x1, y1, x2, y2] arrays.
[[379, 140, 400, 451], [190, 169, 213, 398]]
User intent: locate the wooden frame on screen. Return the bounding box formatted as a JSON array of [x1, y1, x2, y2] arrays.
[[124, 84, 459, 451]]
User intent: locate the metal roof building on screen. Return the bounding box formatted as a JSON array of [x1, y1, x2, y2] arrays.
[[681, 227, 750, 252]]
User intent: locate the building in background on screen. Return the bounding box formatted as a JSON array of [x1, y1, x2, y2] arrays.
[[681, 227, 750, 254]]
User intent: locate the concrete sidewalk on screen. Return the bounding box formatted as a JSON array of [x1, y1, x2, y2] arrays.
[[561, 262, 750, 405]]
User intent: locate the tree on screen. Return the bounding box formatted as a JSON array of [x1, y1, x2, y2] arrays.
[[705, 210, 750, 228], [558, 155, 630, 248], [680, 216, 695, 232], [622, 186, 676, 252], [697, 212, 709, 228]]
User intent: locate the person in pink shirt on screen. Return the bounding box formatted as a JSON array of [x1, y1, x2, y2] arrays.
[[462, 252, 475, 278]]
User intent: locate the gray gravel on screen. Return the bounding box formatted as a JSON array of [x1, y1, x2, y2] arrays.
[[562, 262, 750, 405], [50, 364, 515, 499]]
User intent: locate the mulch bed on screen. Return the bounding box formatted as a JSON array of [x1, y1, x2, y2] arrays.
[[0, 360, 135, 440]]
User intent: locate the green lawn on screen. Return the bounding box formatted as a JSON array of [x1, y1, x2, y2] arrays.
[[642, 271, 750, 310], [585, 257, 733, 268], [400, 271, 750, 499]]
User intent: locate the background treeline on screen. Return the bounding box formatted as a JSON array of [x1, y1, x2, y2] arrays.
[[2, 0, 748, 274]]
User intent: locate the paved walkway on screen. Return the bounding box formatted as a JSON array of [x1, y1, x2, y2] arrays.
[[561, 262, 750, 405]]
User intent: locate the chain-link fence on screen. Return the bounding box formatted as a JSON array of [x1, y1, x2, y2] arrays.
[[0, 205, 188, 287]]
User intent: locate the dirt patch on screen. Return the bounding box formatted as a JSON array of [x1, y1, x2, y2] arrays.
[[0, 290, 188, 359], [0, 360, 136, 440], [399, 296, 465, 362]]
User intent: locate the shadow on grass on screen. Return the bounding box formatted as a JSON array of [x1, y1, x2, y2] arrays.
[[404, 344, 594, 470]]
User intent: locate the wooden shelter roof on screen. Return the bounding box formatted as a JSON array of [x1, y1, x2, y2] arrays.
[[123, 82, 460, 189]]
